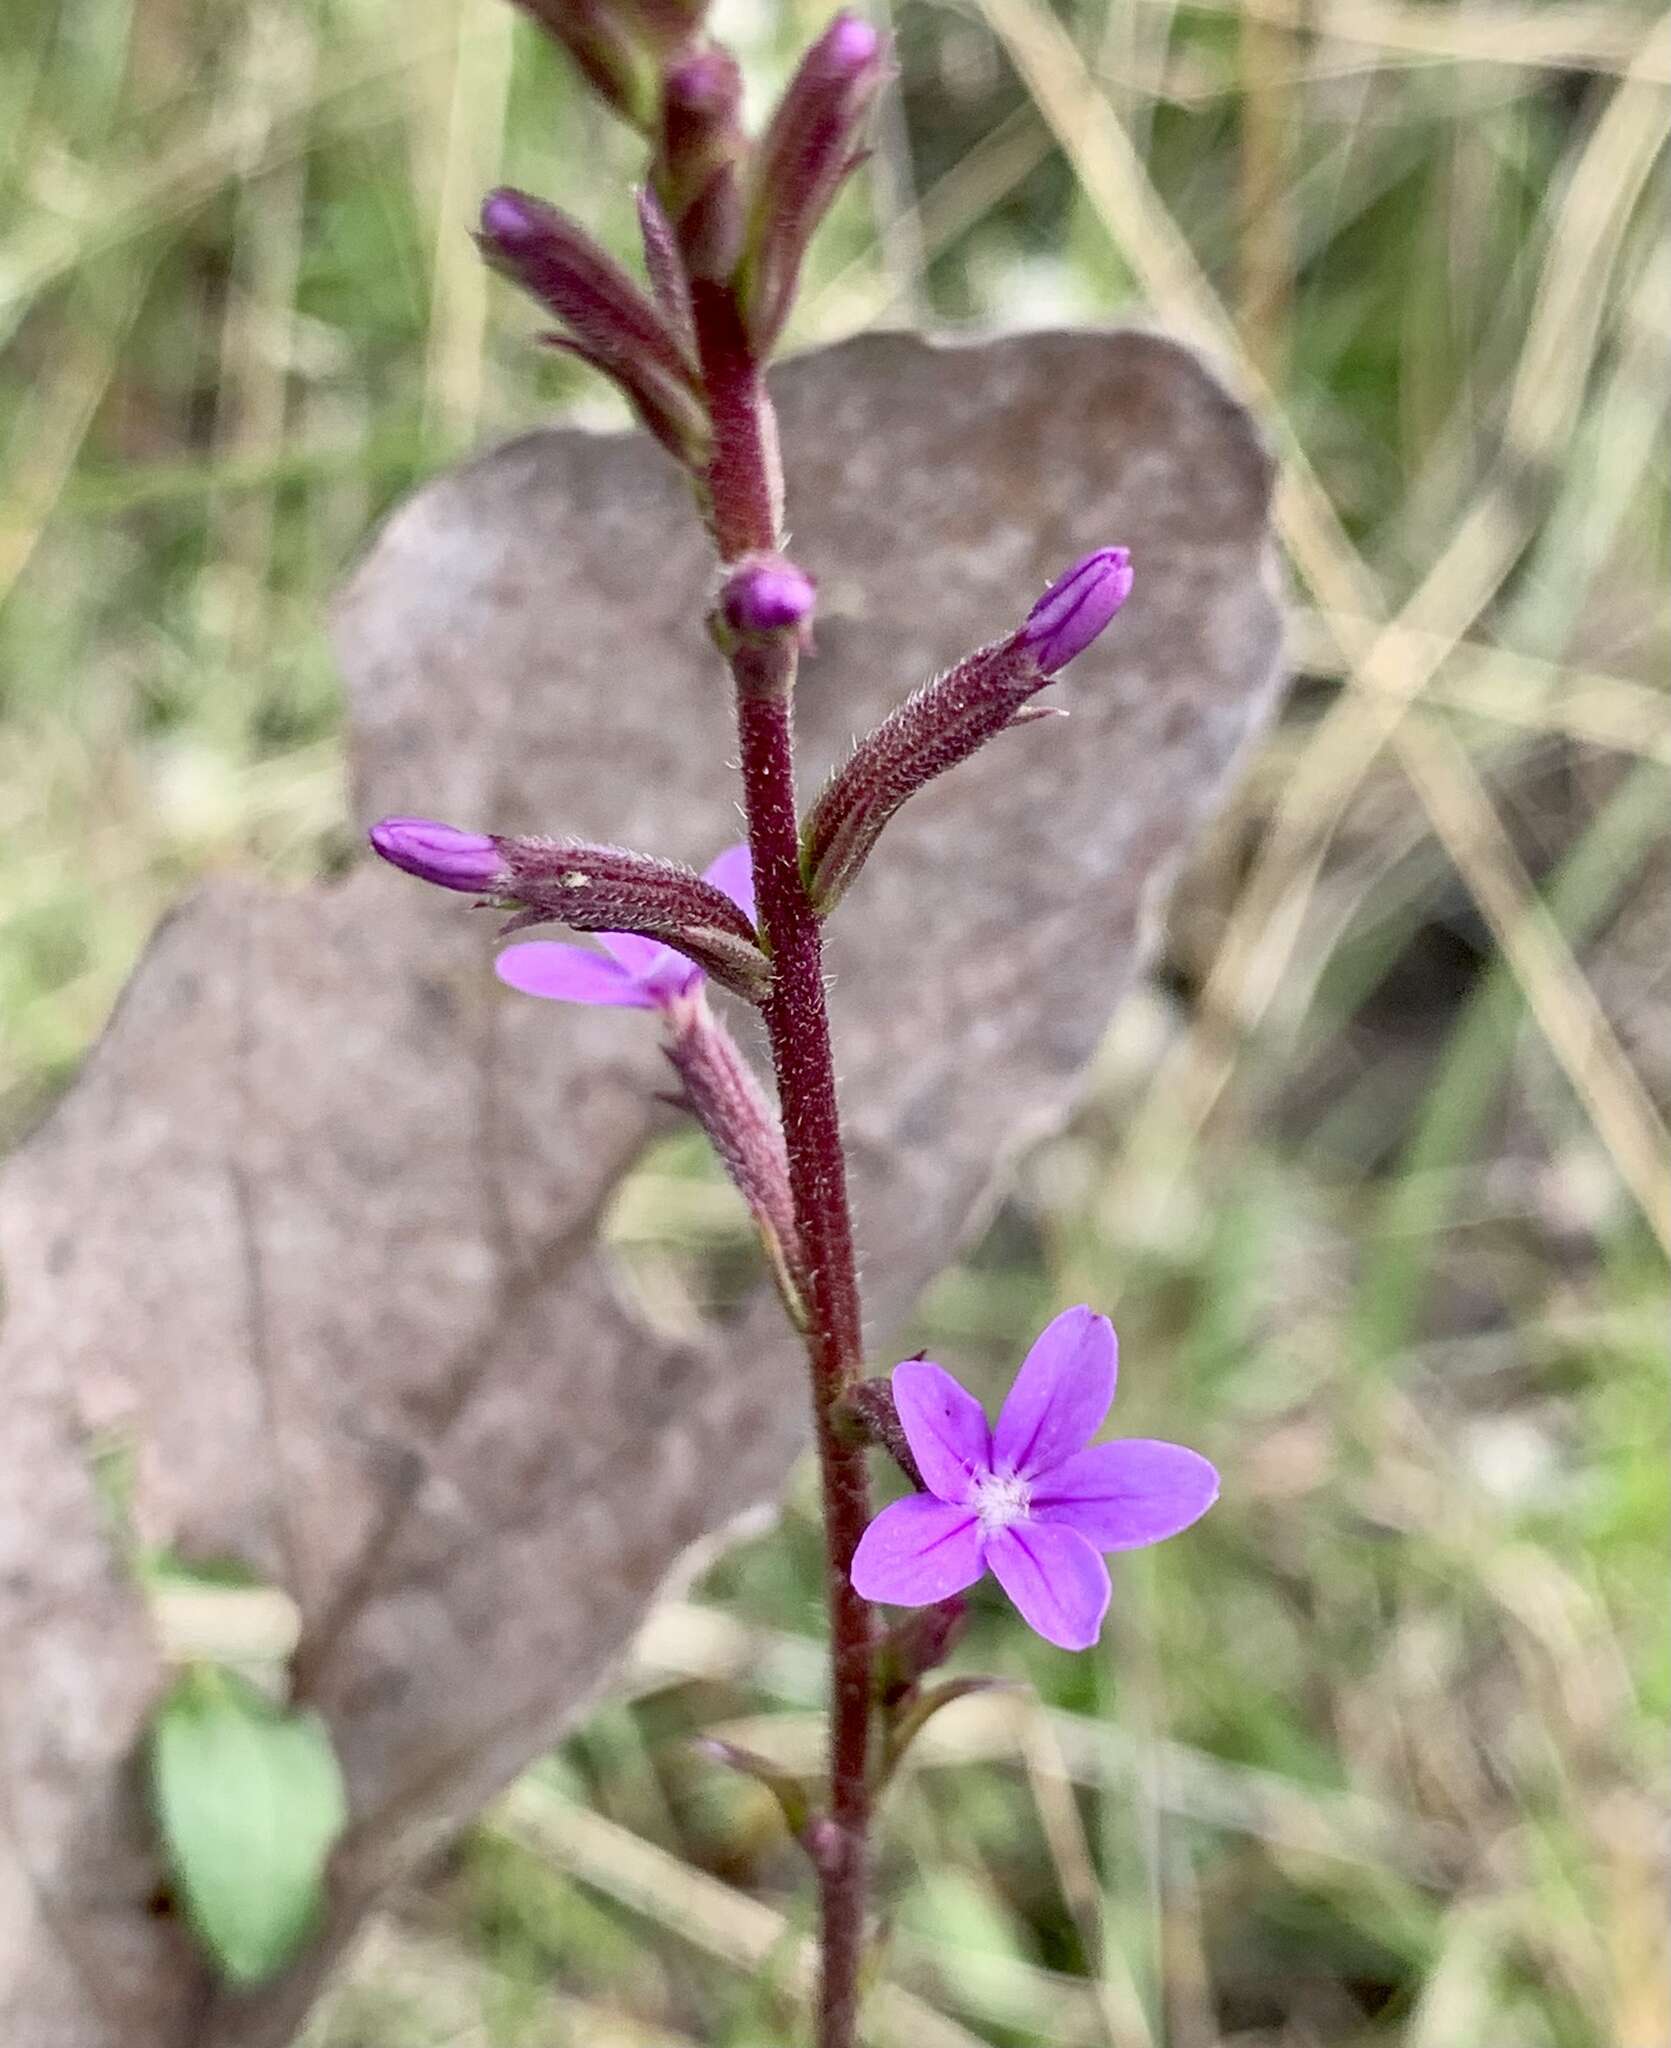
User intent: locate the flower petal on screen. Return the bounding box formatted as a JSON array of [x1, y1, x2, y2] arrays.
[[496, 942, 654, 1007], [594, 930, 704, 1006], [985, 1521, 1111, 1651], [1031, 1440, 1219, 1551], [891, 1359, 992, 1505], [849, 1496, 984, 1607], [596, 928, 676, 980], [703, 843, 757, 927], [992, 1306, 1117, 1480]]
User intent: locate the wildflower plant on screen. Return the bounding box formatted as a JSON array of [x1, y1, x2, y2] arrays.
[[368, 5, 1218, 2040]]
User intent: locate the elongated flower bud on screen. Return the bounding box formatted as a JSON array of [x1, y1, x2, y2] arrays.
[[369, 817, 503, 892], [800, 549, 1133, 913], [664, 1003, 807, 1322], [740, 13, 887, 351], [509, 0, 658, 129], [371, 822, 772, 1004], [654, 48, 747, 282], [479, 188, 709, 468]]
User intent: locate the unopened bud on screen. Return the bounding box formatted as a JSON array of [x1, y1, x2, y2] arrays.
[[1019, 547, 1133, 674], [741, 12, 887, 350], [718, 554, 816, 638], [800, 547, 1132, 912], [479, 188, 708, 467], [509, 0, 658, 129], [369, 817, 503, 893], [655, 48, 747, 281]]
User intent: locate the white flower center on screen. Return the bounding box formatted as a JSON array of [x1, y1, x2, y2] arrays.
[[972, 1468, 1032, 1536]]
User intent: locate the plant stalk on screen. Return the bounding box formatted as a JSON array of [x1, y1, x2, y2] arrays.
[[691, 278, 874, 2048]]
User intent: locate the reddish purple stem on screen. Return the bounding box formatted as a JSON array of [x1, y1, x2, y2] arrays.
[[690, 280, 874, 2048]]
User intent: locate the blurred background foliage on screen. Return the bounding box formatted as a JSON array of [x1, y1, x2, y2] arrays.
[[2, 0, 1667, 2041]]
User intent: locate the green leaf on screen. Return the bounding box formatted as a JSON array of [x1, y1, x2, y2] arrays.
[[150, 1666, 348, 1983]]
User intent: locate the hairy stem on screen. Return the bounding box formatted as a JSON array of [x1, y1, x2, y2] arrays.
[[691, 278, 874, 2048]]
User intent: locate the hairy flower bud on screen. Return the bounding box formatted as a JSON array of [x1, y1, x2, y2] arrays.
[[479, 188, 708, 468], [654, 48, 747, 281], [1019, 547, 1133, 674], [800, 549, 1133, 912], [508, 0, 658, 129], [372, 822, 772, 1005], [368, 818, 504, 893], [718, 553, 817, 638], [741, 12, 887, 351]]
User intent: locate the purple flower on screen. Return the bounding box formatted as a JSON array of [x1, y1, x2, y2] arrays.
[[368, 817, 503, 892], [849, 1307, 1217, 1651], [496, 843, 755, 1011], [1020, 548, 1134, 675]]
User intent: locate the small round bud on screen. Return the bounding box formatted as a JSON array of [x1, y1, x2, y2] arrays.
[[719, 554, 817, 637]]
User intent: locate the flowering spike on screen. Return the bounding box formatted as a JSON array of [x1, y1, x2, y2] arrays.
[[654, 48, 747, 282], [718, 553, 817, 639], [663, 1002, 807, 1322], [799, 548, 1131, 914], [479, 188, 709, 468], [740, 12, 887, 352], [368, 817, 503, 893], [1020, 548, 1134, 674]]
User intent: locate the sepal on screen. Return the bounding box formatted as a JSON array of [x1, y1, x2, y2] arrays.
[[662, 1002, 807, 1319]]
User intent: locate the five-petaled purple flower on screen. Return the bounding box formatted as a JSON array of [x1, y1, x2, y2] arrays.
[[849, 1307, 1217, 1650], [496, 843, 755, 1012]]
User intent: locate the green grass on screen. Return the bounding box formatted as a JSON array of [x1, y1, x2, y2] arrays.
[[3, 0, 1667, 2040]]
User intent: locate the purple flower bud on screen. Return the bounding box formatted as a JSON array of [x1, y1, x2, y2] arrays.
[[719, 554, 817, 637], [801, 552, 1133, 911], [509, 0, 657, 130], [479, 187, 709, 468], [742, 12, 888, 351], [654, 48, 747, 281], [1020, 547, 1133, 674], [369, 817, 503, 893]]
